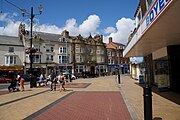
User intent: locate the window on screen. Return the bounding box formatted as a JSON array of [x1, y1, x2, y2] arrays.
[[46, 45, 54, 52], [97, 57, 105, 63], [90, 48, 93, 54], [59, 55, 69, 64], [5, 56, 16, 65], [46, 55, 54, 61], [107, 51, 111, 56], [59, 46, 67, 54], [76, 65, 85, 73], [96, 50, 100, 54], [137, 12, 142, 21], [9, 47, 14, 52], [33, 55, 41, 63], [59, 37, 67, 42], [108, 59, 114, 64], [76, 47, 83, 53], [33, 45, 40, 52], [147, 0, 152, 6], [76, 55, 83, 62], [112, 52, 114, 56]]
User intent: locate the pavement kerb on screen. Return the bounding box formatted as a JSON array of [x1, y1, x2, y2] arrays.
[[114, 76, 139, 120]]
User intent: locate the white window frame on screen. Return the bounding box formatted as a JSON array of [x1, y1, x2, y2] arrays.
[[46, 55, 54, 62], [59, 55, 69, 64], [59, 46, 67, 54], [33, 55, 41, 63], [5, 56, 17, 65], [76, 55, 83, 63], [46, 45, 54, 52], [33, 44, 40, 52]]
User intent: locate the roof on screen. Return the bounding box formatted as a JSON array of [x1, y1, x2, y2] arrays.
[[0, 35, 23, 46], [26, 32, 62, 42], [106, 41, 125, 49]]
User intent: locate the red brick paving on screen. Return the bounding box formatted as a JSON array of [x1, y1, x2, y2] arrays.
[[0, 90, 10, 95], [43, 83, 91, 88], [33, 91, 131, 120]]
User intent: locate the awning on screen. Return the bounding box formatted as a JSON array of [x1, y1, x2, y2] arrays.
[[124, 0, 180, 57]]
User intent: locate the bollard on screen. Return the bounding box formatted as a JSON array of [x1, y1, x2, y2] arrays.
[[118, 74, 120, 84], [143, 83, 152, 120]]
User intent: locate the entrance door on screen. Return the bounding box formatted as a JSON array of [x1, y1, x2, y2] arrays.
[[90, 66, 95, 74]]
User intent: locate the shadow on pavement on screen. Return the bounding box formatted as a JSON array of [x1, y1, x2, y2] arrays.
[[135, 83, 180, 105]]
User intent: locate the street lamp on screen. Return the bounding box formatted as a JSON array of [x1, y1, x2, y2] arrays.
[[22, 5, 43, 88]]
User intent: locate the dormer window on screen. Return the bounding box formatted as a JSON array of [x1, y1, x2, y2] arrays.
[[9, 47, 14, 53], [59, 37, 67, 42]]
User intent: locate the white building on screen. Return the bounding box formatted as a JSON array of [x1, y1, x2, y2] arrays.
[[124, 0, 180, 93]]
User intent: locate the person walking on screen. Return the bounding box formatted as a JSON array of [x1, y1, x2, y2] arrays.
[[17, 75, 25, 91], [50, 72, 57, 91], [38, 74, 44, 87], [58, 73, 66, 92]]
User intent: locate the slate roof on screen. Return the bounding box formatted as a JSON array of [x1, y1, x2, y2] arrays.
[[25, 31, 63, 42], [0, 35, 23, 46]]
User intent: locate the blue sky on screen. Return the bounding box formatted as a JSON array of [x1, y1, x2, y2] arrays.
[[0, 0, 139, 44]]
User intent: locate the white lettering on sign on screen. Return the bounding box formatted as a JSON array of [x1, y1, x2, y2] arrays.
[[146, 0, 171, 27]]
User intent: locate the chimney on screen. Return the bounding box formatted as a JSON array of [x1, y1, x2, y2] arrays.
[[109, 37, 112, 43], [18, 23, 26, 40]]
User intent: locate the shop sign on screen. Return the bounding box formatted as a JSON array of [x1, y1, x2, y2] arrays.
[[157, 74, 169, 88], [0, 66, 23, 70], [141, 0, 172, 34]]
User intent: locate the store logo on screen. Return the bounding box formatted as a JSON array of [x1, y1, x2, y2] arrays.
[[146, 0, 171, 27]]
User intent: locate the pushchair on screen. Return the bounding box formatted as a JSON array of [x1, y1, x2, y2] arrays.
[[8, 79, 20, 92]]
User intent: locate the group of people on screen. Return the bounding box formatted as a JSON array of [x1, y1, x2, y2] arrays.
[[8, 75, 25, 92], [49, 72, 66, 91], [8, 72, 66, 92]]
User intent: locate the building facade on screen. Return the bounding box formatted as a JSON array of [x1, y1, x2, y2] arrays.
[[0, 35, 25, 79], [18, 24, 108, 77], [106, 37, 129, 75], [0, 23, 129, 78], [124, 0, 180, 93]]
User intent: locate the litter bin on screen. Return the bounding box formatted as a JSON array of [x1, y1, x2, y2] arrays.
[[139, 75, 144, 84]]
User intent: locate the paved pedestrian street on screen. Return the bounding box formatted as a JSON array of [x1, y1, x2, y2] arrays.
[[0, 75, 179, 120]]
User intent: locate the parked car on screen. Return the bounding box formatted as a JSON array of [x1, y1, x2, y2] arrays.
[[0, 76, 12, 83], [71, 74, 77, 80]]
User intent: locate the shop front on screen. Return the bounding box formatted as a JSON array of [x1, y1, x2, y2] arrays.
[[0, 66, 24, 79]]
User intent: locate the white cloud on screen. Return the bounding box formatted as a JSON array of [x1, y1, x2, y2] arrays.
[[0, 13, 101, 38], [0, 13, 134, 45], [79, 15, 101, 36], [104, 27, 116, 34], [0, 13, 21, 36], [103, 17, 135, 45]]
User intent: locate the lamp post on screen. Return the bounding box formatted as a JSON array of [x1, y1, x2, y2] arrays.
[[22, 5, 43, 87]]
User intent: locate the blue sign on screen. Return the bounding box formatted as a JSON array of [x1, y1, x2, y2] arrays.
[[146, 0, 171, 27], [57, 66, 72, 69], [108, 65, 119, 68]]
